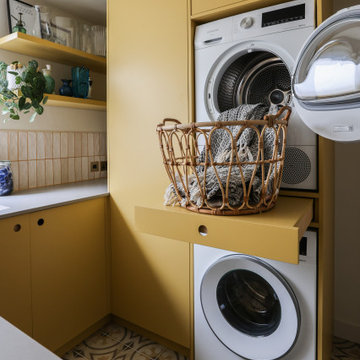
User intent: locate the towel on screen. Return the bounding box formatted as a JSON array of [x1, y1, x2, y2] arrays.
[[164, 104, 282, 209]]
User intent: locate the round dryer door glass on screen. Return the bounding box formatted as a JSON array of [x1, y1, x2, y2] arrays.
[[201, 254, 300, 360], [293, 6, 360, 141]]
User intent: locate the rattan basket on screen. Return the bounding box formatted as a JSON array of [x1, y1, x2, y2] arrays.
[[157, 106, 291, 215]]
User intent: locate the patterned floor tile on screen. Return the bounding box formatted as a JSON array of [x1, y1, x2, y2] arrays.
[[332, 337, 360, 360], [64, 323, 360, 360]]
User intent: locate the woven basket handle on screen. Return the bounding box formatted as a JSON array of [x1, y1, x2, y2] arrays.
[[263, 106, 292, 127], [158, 118, 182, 127]]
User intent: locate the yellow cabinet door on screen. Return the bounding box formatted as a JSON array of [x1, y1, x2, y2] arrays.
[[108, 0, 190, 348], [30, 198, 108, 351], [192, 0, 242, 15], [0, 214, 32, 335]]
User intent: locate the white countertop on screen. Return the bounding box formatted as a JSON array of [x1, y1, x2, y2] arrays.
[[0, 317, 61, 360], [0, 179, 108, 219]]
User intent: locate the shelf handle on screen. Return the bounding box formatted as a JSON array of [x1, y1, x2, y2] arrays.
[[13, 224, 21, 232], [37, 218, 45, 226]]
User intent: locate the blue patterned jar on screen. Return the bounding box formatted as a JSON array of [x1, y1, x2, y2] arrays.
[[0, 161, 13, 196]]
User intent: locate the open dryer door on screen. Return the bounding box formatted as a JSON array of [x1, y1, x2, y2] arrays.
[[293, 6, 360, 141]]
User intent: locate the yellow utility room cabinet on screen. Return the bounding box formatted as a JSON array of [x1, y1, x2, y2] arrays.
[[108, 0, 334, 359]]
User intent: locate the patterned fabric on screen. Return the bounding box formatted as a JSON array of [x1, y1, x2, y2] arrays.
[[164, 104, 281, 208], [62, 323, 188, 360]]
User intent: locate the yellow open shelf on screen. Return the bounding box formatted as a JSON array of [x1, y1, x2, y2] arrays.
[[135, 197, 313, 264], [0, 32, 106, 74], [45, 94, 106, 111]]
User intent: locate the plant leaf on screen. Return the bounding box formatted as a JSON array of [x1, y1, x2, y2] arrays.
[[42, 96, 48, 105], [8, 71, 18, 76], [29, 112, 37, 123], [10, 113, 20, 120], [18, 96, 25, 110]]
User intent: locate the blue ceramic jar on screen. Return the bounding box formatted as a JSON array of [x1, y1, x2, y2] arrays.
[[0, 161, 13, 196], [59, 79, 73, 97]]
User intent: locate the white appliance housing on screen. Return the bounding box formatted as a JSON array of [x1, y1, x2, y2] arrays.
[[194, 0, 317, 190], [194, 230, 317, 360]]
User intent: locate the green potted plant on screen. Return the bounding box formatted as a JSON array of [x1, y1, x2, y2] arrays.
[[0, 60, 48, 122]]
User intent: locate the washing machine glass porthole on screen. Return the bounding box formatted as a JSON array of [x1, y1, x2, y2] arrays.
[[216, 269, 281, 337]]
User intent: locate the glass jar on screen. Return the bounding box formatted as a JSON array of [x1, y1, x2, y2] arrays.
[[0, 161, 13, 196]]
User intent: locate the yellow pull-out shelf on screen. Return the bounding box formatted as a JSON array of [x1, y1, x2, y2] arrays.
[[135, 197, 313, 264]]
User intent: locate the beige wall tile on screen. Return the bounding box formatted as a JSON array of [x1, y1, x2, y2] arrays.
[[28, 160, 36, 188], [82, 133, 88, 156], [11, 161, 19, 192], [53, 132, 60, 158], [60, 132, 68, 158], [36, 132, 45, 160], [94, 155, 100, 179], [18, 132, 27, 161], [100, 133, 106, 156], [88, 133, 94, 156], [0, 131, 8, 160], [68, 132, 74, 157], [53, 159, 61, 185], [74, 132, 82, 157], [81, 157, 89, 181], [9, 131, 18, 161], [45, 132, 52, 159], [36, 160, 45, 187], [68, 158, 75, 183], [28, 132, 36, 160], [61, 158, 68, 183], [75, 157, 82, 181], [94, 133, 100, 156], [45, 159, 53, 186], [19, 161, 28, 190]]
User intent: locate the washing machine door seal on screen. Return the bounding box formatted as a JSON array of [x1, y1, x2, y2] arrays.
[[200, 254, 300, 360], [293, 5, 360, 141]]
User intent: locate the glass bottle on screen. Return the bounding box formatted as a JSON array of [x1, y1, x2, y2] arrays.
[[42, 64, 55, 94], [12, 12, 26, 34]]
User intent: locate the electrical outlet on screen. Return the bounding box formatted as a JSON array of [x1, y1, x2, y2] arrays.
[[90, 161, 99, 172], [100, 161, 107, 171]]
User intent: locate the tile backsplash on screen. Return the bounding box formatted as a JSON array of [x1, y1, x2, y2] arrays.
[[0, 130, 107, 192]]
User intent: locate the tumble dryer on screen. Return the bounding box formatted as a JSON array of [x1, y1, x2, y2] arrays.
[[194, 0, 317, 190], [194, 230, 317, 360]]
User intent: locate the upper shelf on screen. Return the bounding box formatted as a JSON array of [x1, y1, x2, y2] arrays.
[[0, 32, 106, 74], [135, 197, 313, 264], [45, 94, 106, 111]]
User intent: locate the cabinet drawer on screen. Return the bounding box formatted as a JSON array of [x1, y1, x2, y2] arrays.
[[192, 0, 241, 15]]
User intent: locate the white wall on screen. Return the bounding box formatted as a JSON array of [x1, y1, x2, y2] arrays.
[[333, 0, 360, 344], [0, 0, 106, 132]]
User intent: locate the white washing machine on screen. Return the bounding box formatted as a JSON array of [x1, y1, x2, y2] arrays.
[[195, 0, 317, 191], [194, 230, 317, 360]]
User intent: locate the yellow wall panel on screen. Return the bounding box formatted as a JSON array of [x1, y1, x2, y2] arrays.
[[108, 0, 190, 347]]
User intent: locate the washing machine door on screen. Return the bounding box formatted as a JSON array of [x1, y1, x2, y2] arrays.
[[201, 254, 300, 360], [293, 6, 360, 141]]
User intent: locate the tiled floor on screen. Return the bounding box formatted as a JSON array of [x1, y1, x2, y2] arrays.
[[63, 322, 360, 360], [332, 337, 360, 360], [62, 323, 187, 360]]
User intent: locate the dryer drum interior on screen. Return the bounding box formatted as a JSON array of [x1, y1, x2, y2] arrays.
[[216, 51, 292, 112]]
